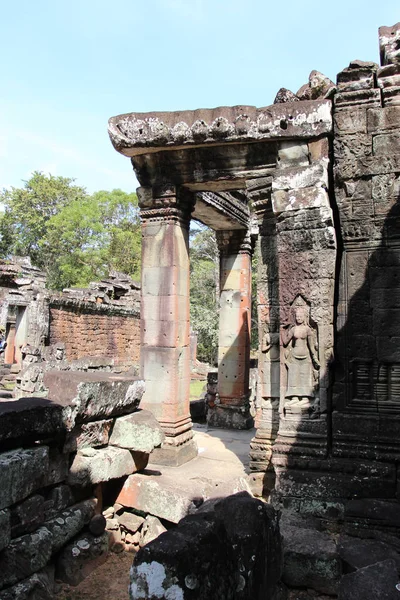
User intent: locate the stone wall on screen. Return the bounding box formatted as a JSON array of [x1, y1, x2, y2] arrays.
[[0, 374, 164, 598], [48, 303, 140, 365]]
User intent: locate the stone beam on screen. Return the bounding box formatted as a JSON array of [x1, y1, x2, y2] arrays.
[[108, 100, 332, 157], [192, 191, 250, 231]]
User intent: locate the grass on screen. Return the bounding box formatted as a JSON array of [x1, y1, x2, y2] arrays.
[[190, 379, 207, 400]]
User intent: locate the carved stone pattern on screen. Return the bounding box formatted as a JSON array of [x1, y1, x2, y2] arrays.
[[200, 191, 250, 229]]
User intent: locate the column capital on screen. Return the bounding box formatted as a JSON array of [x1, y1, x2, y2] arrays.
[[137, 186, 195, 226], [216, 229, 253, 256]]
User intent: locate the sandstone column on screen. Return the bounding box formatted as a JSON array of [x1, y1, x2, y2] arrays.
[[247, 178, 280, 496], [208, 229, 253, 429], [138, 186, 197, 466]]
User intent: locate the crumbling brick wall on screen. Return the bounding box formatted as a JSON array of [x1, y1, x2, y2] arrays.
[[49, 303, 140, 364]]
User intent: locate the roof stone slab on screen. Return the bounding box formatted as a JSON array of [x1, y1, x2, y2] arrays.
[[108, 99, 332, 157], [193, 191, 250, 230]]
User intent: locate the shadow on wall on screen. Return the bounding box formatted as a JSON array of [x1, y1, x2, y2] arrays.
[[334, 187, 400, 415]]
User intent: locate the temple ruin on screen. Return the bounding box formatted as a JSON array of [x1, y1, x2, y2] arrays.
[[1, 21, 400, 600]]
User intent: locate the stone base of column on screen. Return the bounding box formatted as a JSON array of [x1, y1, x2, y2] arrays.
[[207, 404, 254, 430], [149, 417, 197, 466], [150, 438, 198, 467], [273, 414, 328, 459]]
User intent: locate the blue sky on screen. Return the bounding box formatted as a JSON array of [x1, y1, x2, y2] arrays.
[[0, 0, 398, 194]]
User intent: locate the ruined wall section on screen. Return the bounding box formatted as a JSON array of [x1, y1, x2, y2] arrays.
[[0, 376, 163, 597], [332, 30, 400, 466], [48, 300, 140, 366]]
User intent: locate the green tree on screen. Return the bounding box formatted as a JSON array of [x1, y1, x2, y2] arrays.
[[189, 226, 219, 364], [0, 171, 87, 267], [0, 172, 141, 290]]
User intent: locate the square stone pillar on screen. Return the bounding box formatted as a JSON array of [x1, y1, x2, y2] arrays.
[[247, 178, 280, 494], [207, 230, 253, 429], [138, 186, 197, 466]]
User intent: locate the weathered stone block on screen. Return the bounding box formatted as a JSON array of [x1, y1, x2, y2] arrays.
[[68, 446, 149, 486], [44, 499, 96, 552], [0, 567, 54, 600], [130, 492, 282, 600], [63, 419, 113, 453], [373, 132, 400, 156], [117, 473, 204, 524], [109, 409, 164, 453], [274, 459, 396, 499], [116, 511, 145, 533], [281, 522, 340, 595], [56, 532, 109, 586], [0, 510, 10, 553], [338, 536, 400, 573], [277, 141, 309, 168], [140, 515, 167, 547], [272, 187, 330, 214], [0, 397, 65, 449], [10, 494, 44, 538], [379, 22, 400, 66], [0, 527, 52, 590], [43, 484, 74, 520], [272, 161, 328, 191], [367, 105, 400, 132], [338, 559, 399, 600], [0, 447, 49, 511], [333, 108, 368, 135], [141, 317, 190, 348], [334, 88, 381, 110], [141, 266, 189, 297], [382, 86, 400, 106], [38, 447, 69, 488], [43, 371, 145, 429]]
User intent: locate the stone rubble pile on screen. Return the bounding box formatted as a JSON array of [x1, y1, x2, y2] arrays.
[[0, 374, 164, 599]]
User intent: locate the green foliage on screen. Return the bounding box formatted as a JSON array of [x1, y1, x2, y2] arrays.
[[189, 226, 219, 365], [0, 172, 140, 290]]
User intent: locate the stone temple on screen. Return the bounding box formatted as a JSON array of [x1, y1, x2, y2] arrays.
[[1, 21, 400, 600]]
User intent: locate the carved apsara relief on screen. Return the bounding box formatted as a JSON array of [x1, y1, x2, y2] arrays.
[[281, 295, 320, 418]]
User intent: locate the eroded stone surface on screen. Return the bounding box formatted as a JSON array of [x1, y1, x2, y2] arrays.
[[108, 100, 332, 157], [130, 492, 282, 600], [56, 532, 109, 586], [68, 446, 149, 486], [109, 409, 164, 453], [0, 447, 49, 511]]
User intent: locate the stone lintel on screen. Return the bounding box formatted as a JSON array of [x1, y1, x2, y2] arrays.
[[108, 100, 332, 157]]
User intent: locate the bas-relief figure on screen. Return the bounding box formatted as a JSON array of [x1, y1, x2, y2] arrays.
[[260, 324, 280, 412], [281, 296, 320, 418]]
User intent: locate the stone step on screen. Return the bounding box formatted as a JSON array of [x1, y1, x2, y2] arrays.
[[281, 519, 341, 595]]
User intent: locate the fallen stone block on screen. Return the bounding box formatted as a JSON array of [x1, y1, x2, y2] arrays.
[[56, 531, 109, 586], [117, 473, 204, 524], [68, 446, 149, 486], [338, 559, 399, 600], [140, 515, 167, 547], [281, 522, 341, 595], [109, 409, 164, 453], [0, 566, 54, 600], [0, 446, 49, 511], [43, 484, 74, 520], [43, 370, 145, 429], [338, 535, 400, 573], [0, 527, 52, 590], [10, 494, 45, 538], [131, 492, 282, 600], [0, 510, 10, 553], [63, 419, 113, 453], [117, 511, 145, 533], [45, 499, 96, 553], [37, 447, 69, 488], [0, 397, 66, 450]]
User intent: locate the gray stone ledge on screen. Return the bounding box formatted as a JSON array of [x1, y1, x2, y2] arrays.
[[108, 100, 332, 157]]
